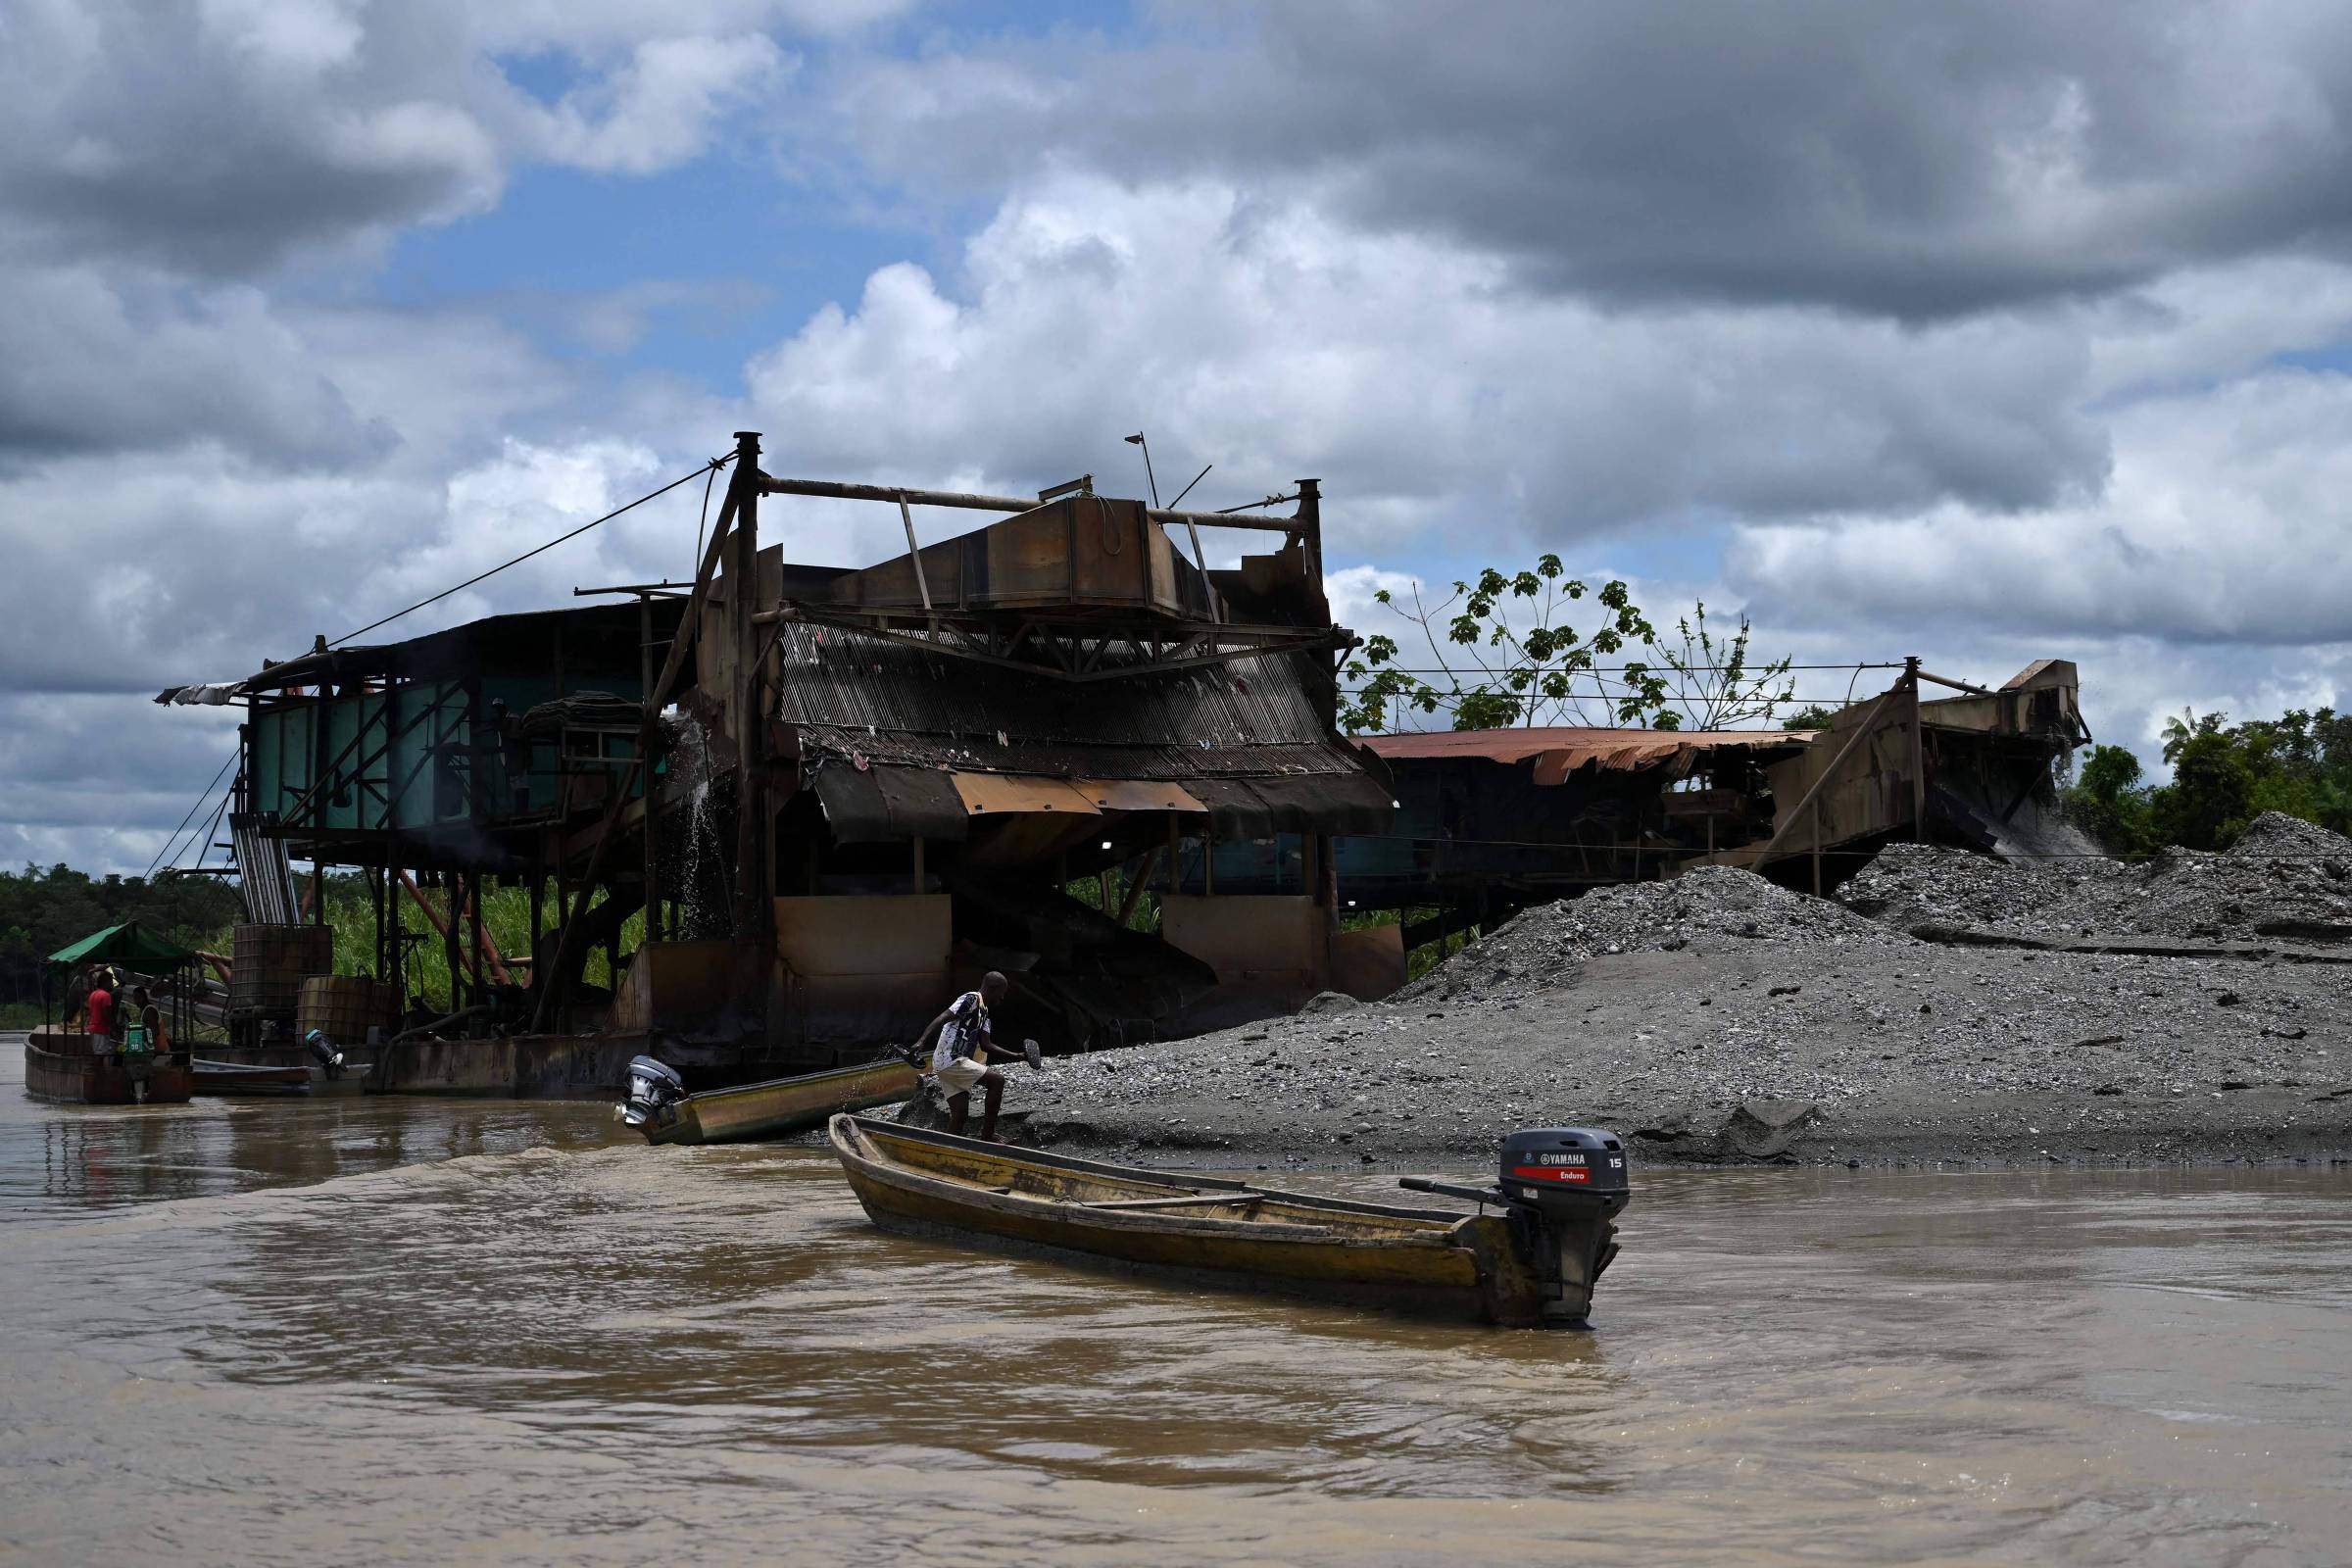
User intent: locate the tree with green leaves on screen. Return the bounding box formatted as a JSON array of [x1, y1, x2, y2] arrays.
[[2063, 743, 2157, 854], [1338, 558, 1796, 735], [2154, 730, 2256, 850]]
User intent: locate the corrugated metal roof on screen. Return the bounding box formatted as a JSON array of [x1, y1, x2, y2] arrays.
[[773, 622, 1366, 784], [1365, 725, 1814, 784]]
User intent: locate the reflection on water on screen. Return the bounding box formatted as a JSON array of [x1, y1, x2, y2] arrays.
[[4, 1035, 2350, 1565]]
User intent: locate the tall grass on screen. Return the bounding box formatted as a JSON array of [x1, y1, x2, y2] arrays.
[[187, 876, 642, 1013]]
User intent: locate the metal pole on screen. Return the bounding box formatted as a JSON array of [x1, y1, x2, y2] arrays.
[[731, 431, 765, 941], [640, 592, 661, 944], [896, 490, 934, 612], [1295, 479, 1324, 587], [1906, 656, 1927, 841]]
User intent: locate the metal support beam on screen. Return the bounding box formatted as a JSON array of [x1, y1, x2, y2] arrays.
[[730, 430, 767, 943], [756, 474, 1305, 533], [896, 490, 934, 612], [1749, 674, 1911, 868], [1907, 656, 1927, 840], [1915, 668, 1995, 698]]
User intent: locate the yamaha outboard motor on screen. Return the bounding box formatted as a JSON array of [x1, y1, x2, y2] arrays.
[[1402, 1126, 1630, 1328], [619, 1054, 687, 1131], [1495, 1127, 1629, 1326]]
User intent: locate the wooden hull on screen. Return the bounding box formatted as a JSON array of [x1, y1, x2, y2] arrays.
[[24, 1035, 195, 1105], [641, 1060, 921, 1146], [191, 1059, 313, 1096], [826, 1115, 1545, 1326]]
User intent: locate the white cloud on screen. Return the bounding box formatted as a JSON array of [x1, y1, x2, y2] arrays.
[[529, 33, 792, 176], [1322, 565, 1421, 632], [746, 175, 2112, 555]]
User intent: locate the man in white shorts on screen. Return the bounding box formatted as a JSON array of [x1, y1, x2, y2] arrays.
[[919, 970, 1009, 1141]]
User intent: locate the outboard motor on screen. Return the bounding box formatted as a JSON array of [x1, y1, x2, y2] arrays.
[[1402, 1126, 1631, 1328], [619, 1054, 687, 1131], [1495, 1127, 1629, 1327], [305, 1029, 346, 1079]]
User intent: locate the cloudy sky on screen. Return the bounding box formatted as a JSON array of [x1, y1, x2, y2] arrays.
[[7, 0, 2352, 874]]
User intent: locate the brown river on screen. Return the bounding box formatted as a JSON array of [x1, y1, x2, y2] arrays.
[[5, 1035, 2349, 1566]]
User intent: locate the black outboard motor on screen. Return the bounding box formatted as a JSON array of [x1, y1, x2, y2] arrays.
[[619, 1054, 687, 1132], [1402, 1126, 1630, 1328], [305, 1029, 346, 1079], [1496, 1127, 1629, 1327]]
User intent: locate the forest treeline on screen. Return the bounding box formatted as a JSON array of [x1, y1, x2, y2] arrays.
[[2062, 708, 2352, 854]]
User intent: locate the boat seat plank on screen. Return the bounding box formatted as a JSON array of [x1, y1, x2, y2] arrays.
[[1082, 1191, 1265, 1210]]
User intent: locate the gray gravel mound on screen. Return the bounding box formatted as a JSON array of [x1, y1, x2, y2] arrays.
[[2230, 810, 2352, 862], [1838, 842, 2122, 933], [1840, 812, 2352, 943], [1402, 865, 1910, 1002]]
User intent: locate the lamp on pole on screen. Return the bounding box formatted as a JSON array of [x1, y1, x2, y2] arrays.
[[1123, 431, 1160, 508]]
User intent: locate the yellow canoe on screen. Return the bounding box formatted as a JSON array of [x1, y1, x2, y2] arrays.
[[641, 1060, 920, 1146], [825, 1114, 1554, 1326]]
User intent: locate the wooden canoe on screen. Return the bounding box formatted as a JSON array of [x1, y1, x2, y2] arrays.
[[191, 1058, 313, 1096], [826, 1115, 1549, 1326], [639, 1059, 921, 1146], [24, 1031, 194, 1105]]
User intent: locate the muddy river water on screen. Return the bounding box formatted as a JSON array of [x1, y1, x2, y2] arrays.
[[4, 1037, 2349, 1566]]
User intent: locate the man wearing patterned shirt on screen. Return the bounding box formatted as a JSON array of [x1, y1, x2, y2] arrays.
[[918, 970, 1010, 1141]]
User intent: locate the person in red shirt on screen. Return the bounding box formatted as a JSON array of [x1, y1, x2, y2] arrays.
[[85, 971, 115, 1039]]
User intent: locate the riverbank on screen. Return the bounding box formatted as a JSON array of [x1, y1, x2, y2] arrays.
[[1010, 815, 2352, 1171]]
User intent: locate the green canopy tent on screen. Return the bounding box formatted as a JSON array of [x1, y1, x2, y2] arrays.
[[48, 920, 198, 1044]]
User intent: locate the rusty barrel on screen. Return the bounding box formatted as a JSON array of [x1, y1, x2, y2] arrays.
[[228, 923, 336, 1024]]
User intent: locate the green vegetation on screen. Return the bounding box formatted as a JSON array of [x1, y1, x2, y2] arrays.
[[0, 862, 640, 1020], [299, 875, 641, 1012], [2064, 707, 2352, 855], [1338, 561, 1797, 735], [0, 864, 243, 1014]]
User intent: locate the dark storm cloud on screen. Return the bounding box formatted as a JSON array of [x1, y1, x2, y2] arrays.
[[835, 0, 2352, 319]]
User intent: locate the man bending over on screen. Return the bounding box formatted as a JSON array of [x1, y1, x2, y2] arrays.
[[919, 970, 1009, 1141]]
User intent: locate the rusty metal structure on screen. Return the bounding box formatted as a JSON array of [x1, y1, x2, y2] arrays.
[[176, 432, 1396, 1089], [1201, 658, 2090, 952]]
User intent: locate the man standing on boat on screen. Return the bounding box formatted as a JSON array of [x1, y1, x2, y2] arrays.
[[84, 968, 117, 1041], [919, 971, 1009, 1142]]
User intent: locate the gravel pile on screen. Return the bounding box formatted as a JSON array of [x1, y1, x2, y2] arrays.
[[1014, 936, 2352, 1170], [990, 810, 2352, 1172], [1838, 842, 2122, 933], [2230, 810, 2352, 861], [1402, 865, 1910, 1002], [1839, 812, 2352, 944]]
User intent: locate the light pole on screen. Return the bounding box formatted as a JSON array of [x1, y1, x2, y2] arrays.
[[1123, 431, 1160, 507]]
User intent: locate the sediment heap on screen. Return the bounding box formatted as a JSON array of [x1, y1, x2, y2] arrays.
[[1015, 813, 2352, 1170]]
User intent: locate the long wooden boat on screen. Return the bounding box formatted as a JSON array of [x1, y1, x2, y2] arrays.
[[24, 1030, 194, 1105], [191, 1058, 313, 1096], [827, 1115, 1602, 1327], [636, 1059, 920, 1146]]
